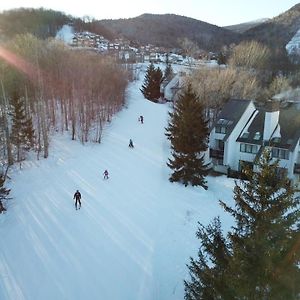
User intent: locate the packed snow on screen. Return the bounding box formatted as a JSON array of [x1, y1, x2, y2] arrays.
[[0, 64, 236, 300], [286, 27, 300, 55]]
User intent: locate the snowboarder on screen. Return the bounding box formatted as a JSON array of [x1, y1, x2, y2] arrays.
[[103, 169, 109, 179], [73, 190, 81, 210], [129, 139, 134, 148], [138, 115, 144, 124]]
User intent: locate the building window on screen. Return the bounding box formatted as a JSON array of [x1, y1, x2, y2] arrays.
[[240, 143, 258, 154], [272, 148, 289, 160], [241, 132, 249, 139], [272, 137, 281, 144], [215, 125, 226, 134], [254, 132, 261, 140]]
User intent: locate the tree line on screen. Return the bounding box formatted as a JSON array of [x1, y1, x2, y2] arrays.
[[0, 33, 129, 212], [0, 8, 70, 40]]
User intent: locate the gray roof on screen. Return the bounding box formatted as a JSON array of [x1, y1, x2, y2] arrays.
[[236, 101, 300, 151], [237, 110, 264, 145], [213, 99, 252, 141]]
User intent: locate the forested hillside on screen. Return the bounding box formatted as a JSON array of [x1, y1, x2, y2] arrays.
[[97, 14, 240, 51], [243, 4, 300, 49], [0, 8, 70, 39], [224, 19, 268, 34], [241, 4, 300, 70]]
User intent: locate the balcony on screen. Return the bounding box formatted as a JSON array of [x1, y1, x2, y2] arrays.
[[294, 163, 300, 174], [210, 148, 224, 159]]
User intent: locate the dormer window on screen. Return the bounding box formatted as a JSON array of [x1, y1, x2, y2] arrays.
[[254, 132, 261, 140], [241, 132, 249, 139], [272, 137, 281, 144]]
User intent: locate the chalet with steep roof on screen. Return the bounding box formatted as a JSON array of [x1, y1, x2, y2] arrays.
[[209, 99, 300, 183]]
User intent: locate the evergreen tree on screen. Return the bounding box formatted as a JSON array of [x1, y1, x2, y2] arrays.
[[140, 63, 163, 102], [185, 149, 300, 299], [217, 51, 227, 65], [165, 84, 209, 189], [185, 217, 233, 300], [0, 173, 10, 213], [10, 92, 35, 162]]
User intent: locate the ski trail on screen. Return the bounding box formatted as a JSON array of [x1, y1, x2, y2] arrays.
[[0, 65, 236, 300]]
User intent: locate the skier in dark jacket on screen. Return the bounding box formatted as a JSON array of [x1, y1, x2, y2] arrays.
[[73, 190, 81, 210], [103, 169, 109, 179], [129, 139, 134, 148], [139, 115, 144, 124]]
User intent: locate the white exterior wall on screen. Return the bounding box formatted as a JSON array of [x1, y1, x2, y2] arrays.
[[223, 102, 256, 169], [203, 148, 211, 166], [164, 75, 179, 101], [278, 157, 291, 176], [263, 111, 279, 141], [293, 143, 300, 186], [294, 141, 300, 164], [209, 130, 226, 148], [287, 140, 300, 179], [240, 110, 258, 135]]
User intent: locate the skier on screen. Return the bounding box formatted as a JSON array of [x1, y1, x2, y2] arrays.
[[73, 190, 81, 210], [129, 139, 134, 148], [139, 115, 144, 124], [103, 169, 109, 179]]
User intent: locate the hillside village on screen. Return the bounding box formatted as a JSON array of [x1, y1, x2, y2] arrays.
[[57, 25, 217, 65]]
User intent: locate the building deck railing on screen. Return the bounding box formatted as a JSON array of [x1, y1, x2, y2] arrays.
[[209, 148, 224, 159]]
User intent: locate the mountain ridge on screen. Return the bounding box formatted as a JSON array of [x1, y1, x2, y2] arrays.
[[1, 5, 300, 56], [96, 13, 240, 51], [224, 18, 269, 33]]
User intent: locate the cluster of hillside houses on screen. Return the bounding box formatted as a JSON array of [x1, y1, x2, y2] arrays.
[[70, 31, 181, 63], [69, 31, 217, 64]]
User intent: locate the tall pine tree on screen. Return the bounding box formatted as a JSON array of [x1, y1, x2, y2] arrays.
[[140, 63, 163, 102], [217, 51, 227, 65], [185, 149, 300, 299], [165, 84, 209, 189], [10, 92, 35, 162]]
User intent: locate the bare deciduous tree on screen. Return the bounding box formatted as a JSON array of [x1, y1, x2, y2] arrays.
[[0, 34, 129, 168], [178, 37, 199, 66], [228, 40, 271, 70], [188, 66, 260, 122]]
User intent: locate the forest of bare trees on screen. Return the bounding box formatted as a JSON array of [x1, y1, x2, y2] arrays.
[[0, 33, 129, 172], [187, 40, 292, 123], [187, 66, 260, 122]]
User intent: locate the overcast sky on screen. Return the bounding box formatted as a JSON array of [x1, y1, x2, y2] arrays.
[[0, 0, 299, 26]]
